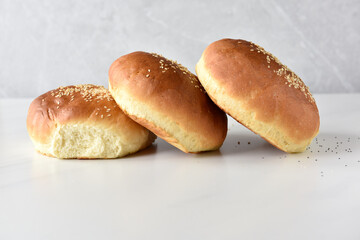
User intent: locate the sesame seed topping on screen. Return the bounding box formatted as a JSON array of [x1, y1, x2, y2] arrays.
[[150, 52, 206, 94], [49, 84, 116, 117], [245, 41, 315, 103], [50, 84, 113, 102], [146, 74, 150, 78]]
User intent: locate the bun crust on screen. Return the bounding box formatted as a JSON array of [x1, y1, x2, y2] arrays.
[[109, 52, 227, 153], [196, 39, 320, 153], [27, 84, 156, 159]]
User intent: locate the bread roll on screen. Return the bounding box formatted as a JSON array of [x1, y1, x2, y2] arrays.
[[196, 39, 320, 153], [27, 84, 156, 159], [109, 51, 227, 153]]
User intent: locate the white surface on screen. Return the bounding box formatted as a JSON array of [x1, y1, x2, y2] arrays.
[[1, 0, 360, 98], [0, 94, 360, 240]]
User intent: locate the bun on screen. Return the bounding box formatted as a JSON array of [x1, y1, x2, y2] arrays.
[[109, 51, 227, 153], [27, 84, 156, 159], [196, 39, 320, 153]]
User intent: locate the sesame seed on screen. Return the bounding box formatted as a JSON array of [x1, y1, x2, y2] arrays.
[[266, 55, 271, 64]]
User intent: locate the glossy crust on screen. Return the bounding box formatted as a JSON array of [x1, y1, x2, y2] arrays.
[[109, 51, 228, 153], [27, 84, 155, 158], [196, 39, 320, 153]]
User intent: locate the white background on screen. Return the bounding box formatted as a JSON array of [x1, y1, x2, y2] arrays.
[[1, 0, 359, 98]]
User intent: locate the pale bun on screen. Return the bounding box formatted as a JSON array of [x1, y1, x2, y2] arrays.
[[196, 39, 320, 153], [109, 51, 227, 153], [27, 84, 156, 159]]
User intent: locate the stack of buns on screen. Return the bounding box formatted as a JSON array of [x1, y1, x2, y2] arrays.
[[27, 38, 320, 159]]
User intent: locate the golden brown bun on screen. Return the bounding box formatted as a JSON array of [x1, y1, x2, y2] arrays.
[[27, 84, 156, 159], [109, 51, 227, 153], [196, 39, 320, 153]]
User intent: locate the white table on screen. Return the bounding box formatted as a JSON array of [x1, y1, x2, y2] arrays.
[[1, 94, 359, 240]]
